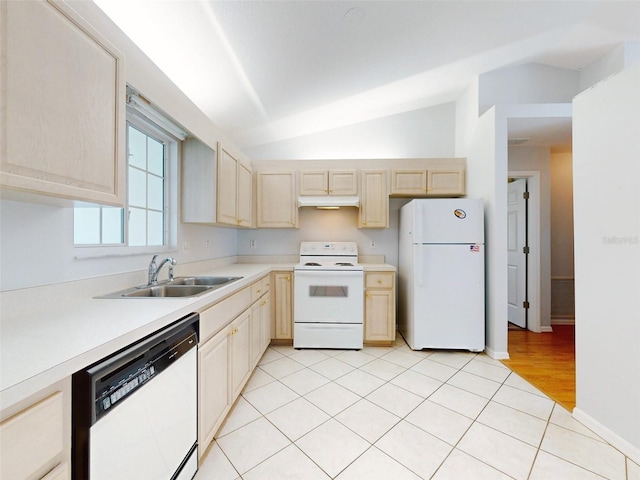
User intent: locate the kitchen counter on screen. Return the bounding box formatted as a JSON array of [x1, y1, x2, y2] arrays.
[[0, 260, 394, 409]]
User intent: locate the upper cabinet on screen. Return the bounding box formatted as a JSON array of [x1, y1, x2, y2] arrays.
[[217, 144, 252, 227], [390, 166, 465, 197], [182, 140, 252, 228], [256, 171, 298, 228], [359, 170, 388, 229], [0, 0, 126, 206], [299, 170, 358, 196]]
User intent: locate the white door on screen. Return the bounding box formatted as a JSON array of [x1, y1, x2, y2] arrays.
[[507, 179, 528, 328]]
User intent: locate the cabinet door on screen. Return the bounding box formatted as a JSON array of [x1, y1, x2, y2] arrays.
[[42, 462, 69, 480], [364, 290, 395, 342], [230, 311, 251, 398], [359, 170, 388, 228], [261, 293, 272, 350], [1, 0, 125, 206], [250, 301, 263, 368], [427, 167, 466, 196], [0, 391, 64, 480], [237, 161, 252, 227], [198, 328, 229, 455], [271, 272, 293, 340], [299, 171, 328, 195], [216, 146, 238, 225], [257, 172, 297, 228], [329, 170, 358, 195], [390, 170, 427, 196], [181, 138, 216, 223]]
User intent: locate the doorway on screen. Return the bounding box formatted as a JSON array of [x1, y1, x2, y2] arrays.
[[507, 178, 528, 329], [506, 171, 541, 333]]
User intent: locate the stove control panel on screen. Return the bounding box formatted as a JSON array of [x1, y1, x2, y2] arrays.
[[300, 241, 358, 256]]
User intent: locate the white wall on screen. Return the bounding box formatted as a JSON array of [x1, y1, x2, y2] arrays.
[[579, 42, 640, 92], [508, 146, 552, 330], [479, 64, 580, 115], [550, 152, 574, 278], [572, 64, 640, 456], [465, 107, 509, 358], [244, 102, 456, 160]]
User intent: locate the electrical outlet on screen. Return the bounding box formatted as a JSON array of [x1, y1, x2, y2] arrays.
[[370, 240, 376, 248], [250, 239, 256, 249], [182, 241, 190, 254], [205, 240, 210, 252]]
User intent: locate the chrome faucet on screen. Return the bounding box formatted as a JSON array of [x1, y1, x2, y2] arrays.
[[148, 255, 177, 285]]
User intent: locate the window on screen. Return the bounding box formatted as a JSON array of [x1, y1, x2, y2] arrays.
[[74, 96, 183, 254]]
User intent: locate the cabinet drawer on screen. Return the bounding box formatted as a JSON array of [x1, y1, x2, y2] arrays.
[[200, 287, 251, 342], [365, 272, 394, 289], [0, 391, 64, 480], [251, 276, 268, 303]]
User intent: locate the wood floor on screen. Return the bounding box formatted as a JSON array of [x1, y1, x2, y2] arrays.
[[501, 324, 576, 411]]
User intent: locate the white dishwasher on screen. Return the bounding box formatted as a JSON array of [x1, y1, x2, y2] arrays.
[[72, 313, 199, 480]]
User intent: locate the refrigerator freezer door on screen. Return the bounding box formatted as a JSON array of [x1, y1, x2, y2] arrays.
[[412, 198, 484, 244], [412, 244, 485, 351]]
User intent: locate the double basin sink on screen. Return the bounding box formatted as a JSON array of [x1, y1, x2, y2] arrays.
[[99, 276, 243, 299]]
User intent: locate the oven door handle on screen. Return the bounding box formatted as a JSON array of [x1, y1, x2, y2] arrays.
[[294, 270, 363, 278]]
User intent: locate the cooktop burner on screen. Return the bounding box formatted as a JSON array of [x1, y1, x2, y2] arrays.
[[295, 242, 363, 272]]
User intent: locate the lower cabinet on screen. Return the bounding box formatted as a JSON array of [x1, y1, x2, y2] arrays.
[[0, 387, 69, 480], [271, 271, 293, 342], [198, 327, 229, 458], [198, 275, 271, 459], [364, 272, 396, 345]]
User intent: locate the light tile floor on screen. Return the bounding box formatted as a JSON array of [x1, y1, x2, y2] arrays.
[[196, 337, 639, 480]]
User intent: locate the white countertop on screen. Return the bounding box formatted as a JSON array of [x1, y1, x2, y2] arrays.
[[0, 261, 394, 409]]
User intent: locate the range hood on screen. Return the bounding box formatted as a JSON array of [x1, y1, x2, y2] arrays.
[[297, 196, 360, 209]]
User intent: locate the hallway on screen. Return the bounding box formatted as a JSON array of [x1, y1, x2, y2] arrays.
[[503, 325, 575, 411]]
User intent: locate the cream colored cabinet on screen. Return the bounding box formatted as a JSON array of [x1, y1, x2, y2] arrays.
[[271, 271, 293, 342], [181, 138, 217, 224], [427, 167, 465, 196], [229, 311, 251, 398], [198, 326, 229, 457], [390, 167, 465, 197], [1, 0, 126, 206], [359, 170, 388, 228], [256, 171, 298, 228], [364, 272, 396, 345], [299, 170, 358, 196], [0, 390, 68, 480], [217, 144, 252, 227], [250, 276, 271, 367]]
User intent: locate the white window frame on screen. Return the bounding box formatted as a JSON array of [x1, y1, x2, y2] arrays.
[[74, 110, 180, 259]]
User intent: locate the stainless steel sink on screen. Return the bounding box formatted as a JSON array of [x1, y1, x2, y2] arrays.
[[122, 285, 212, 298], [97, 276, 243, 298], [171, 276, 243, 286]]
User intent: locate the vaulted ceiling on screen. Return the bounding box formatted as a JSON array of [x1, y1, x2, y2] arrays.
[[95, 1, 640, 151]]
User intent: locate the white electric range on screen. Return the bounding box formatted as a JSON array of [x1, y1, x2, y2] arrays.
[[293, 242, 364, 349]]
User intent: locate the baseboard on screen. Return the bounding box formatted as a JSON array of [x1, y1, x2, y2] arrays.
[[484, 346, 509, 360], [540, 326, 554, 333], [551, 317, 575, 325], [572, 407, 640, 465]]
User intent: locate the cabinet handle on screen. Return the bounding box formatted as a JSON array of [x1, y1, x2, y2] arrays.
[[377, 279, 382, 284], [290, 221, 295, 226], [366, 293, 370, 298], [285, 275, 290, 281]]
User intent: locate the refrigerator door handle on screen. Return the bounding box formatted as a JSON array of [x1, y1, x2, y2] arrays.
[[416, 246, 424, 287]]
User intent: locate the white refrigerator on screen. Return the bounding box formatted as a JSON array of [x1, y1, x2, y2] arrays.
[[398, 198, 485, 351]]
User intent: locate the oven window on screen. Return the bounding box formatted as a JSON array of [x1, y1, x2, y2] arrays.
[[309, 286, 348, 297]]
